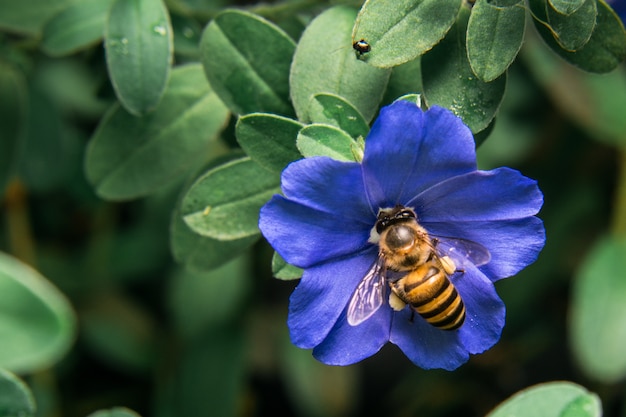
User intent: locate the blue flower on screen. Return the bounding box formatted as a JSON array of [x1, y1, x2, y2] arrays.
[[259, 100, 545, 370], [607, 0, 626, 23]]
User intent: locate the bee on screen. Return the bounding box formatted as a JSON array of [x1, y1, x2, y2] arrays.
[[352, 39, 371, 56], [347, 205, 491, 329]]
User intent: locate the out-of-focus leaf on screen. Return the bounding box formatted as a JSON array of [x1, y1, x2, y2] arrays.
[[86, 408, 142, 417], [0, 0, 76, 36], [352, 0, 462, 68], [549, 0, 586, 14], [290, 6, 390, 123], [0, 63, 27, 195], [0, 368, 36, 417], [41, 0, 115, 56], [82, 292, 157, 374], [169, 256, 249, 340], [154, 327, 245, 417], [382, 57, 422, 105], [0, 252, 76, 373], [486, 381, 601, 417], [296, 124, 357, 162], [235, 113, 303, 173], [547, 0, 596, 51], [171, 13, 202, 59], [422, 6, 506, 133], [523, 33, 626, 149], [307, 94, 369, 139], [272, 252, 303, 280], [104, 0, 173, 115], [181, 157, 279, 240], [570, 235, 626, 383], [200, 9, 295, 116], [529, 0, 626, 73], [85, 64, 229, 201], [467, 0, 525, 82]]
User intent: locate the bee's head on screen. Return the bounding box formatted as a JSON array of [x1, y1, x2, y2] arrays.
[[375, 205, 416, 234]]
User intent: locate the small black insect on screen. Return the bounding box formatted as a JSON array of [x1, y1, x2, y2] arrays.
[[352, 39, 371, 56]]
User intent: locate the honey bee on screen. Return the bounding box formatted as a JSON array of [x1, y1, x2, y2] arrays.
[[347, 205, 491, 329]]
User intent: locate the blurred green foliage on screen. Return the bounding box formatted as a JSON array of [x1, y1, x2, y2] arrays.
[[0, 0, 625, 416]]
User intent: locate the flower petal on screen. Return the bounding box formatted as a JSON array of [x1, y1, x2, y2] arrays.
[[312, 302, 392, 365], [411, 168, 543, 222], [288, 250, 377, 348], [281, 156, 374, 221], [389, 265, 504, 370], [362, 102, 476, 208], [423, 217, 546, 280], [259, 196, 372, 268]]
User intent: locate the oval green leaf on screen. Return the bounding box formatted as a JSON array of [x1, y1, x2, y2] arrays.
[[0, 368, 36, 417], [352, 0, 462, 68], [235, 113, 303, 173], [467, 0, 526, 82], [41, 0, 115, 56], [547, 0, 597, 51], [0, 252, 76, 373], [181, 157, 280, 240], [87, 408, 142, 417], [104, 0, 173, 115], [529, 0, 626, 73], [308, 94, 369, 139], [0, 63, 27, 195], [549, 0, 586, 14], [422, 6, 506, 133], [290, 6, 391, 123], [200, 9, 296, 116], [570, 236, 626, 383], [296, 124, 358, 162], [272, 252, 303, 281], [85, 64, 229, 201], [0, 0, 75, 36], [487, 381, 601, 417]]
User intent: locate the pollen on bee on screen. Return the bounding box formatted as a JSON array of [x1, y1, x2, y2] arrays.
[[440, 255, 456, 275], [389, 290, 406, 311], [368, 226, 380, 244]]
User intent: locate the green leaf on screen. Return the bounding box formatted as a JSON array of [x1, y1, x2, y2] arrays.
[[0, 252, 76, 373], [486, 381, 601, 417], [307, 94, 369, 139], [272, 252, 303, 280], [200, 9, 295, 116], [104, 0, 173, 115], [467, 0, 525, 82], [382, 57, 423, 105], [352, 0, 462, 68], [0, 63, 27, 195], [171, 13, 202, 59], [296, 124, 358, 162], [85, 64, 229, 201], [0, 0, 76, 36], [422, 6, 506, 133], [81, 292, 157, 373], [290, 6, 391, 123], [0, 368, 36, 417], [570, 236, 626, 383], [547, 0, 597, 51], [169, 256, 250, 340], [181, 157, 280, 240], [41, 0, 115, 56], [523, 33, 626, 149], [172, 216, 259, 273], [549, 0, 586, 14], [529, 0, 626, 73], [86, 408, 142, 417], [235, 113, 303, 173]]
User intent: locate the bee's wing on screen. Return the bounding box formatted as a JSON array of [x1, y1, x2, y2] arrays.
[[347, 258, 386, 326], [433, 236, 491, 268]]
